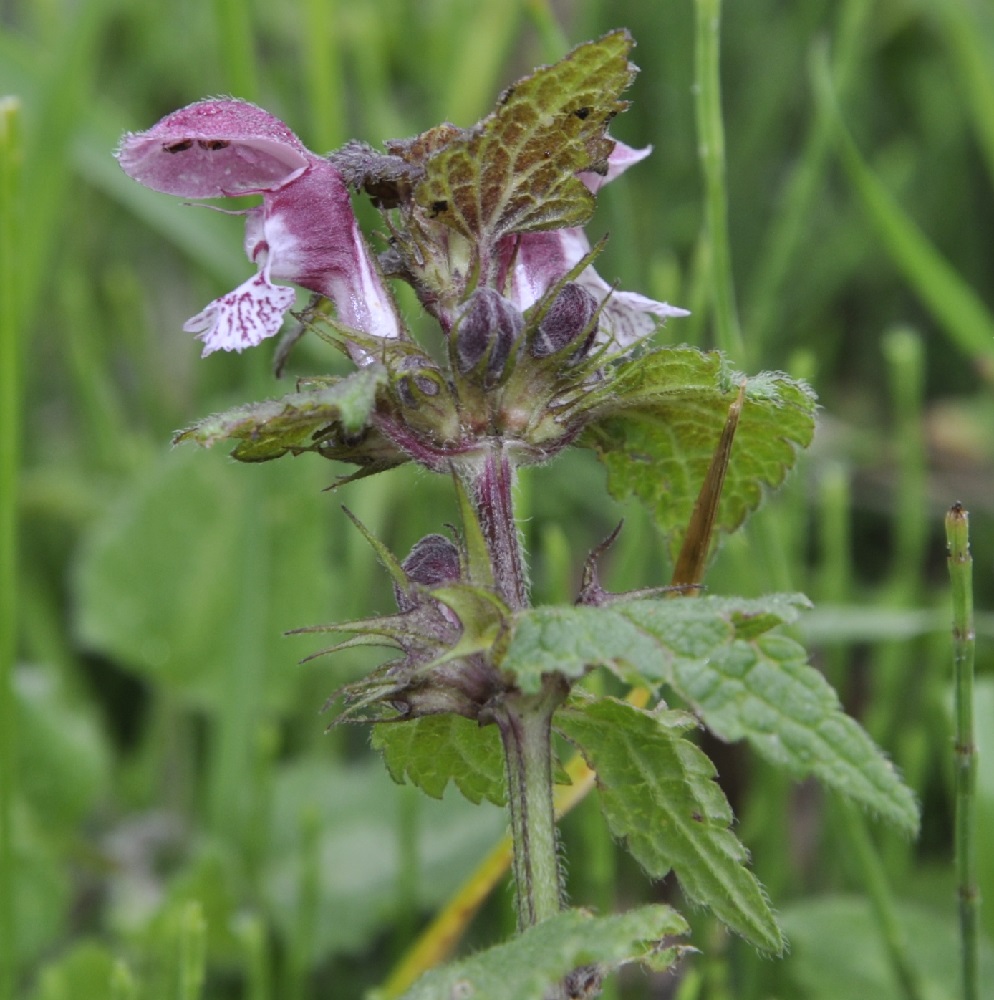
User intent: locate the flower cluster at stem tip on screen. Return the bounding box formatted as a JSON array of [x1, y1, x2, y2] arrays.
[[117, 74, 687, 467], [117, 100, 685, 348]]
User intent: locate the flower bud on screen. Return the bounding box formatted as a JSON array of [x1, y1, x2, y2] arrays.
[[530, 282, 599, 359], [455, 288, 523, 380], [395, 533, 463, 615], [402, 534, 462, 587]]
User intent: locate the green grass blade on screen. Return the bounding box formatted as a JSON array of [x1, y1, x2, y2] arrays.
[[693, 0, 744, 362], [18, 0, 113, 330], [745, 0, 869, 352], [812, 46, 994, 369], [212, 0, 259, 98], [836, 800, 928, 1000], [0, 94, 22, 1000], [300, 0, 347, 151], [524, 0, 569, 62], [440, 0, 525, 125], [932, 0, 994, 188], [178, 901, 208, 1000]]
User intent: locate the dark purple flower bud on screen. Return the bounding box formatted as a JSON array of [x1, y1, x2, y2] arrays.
[[402, 534, 462, 588], [455, 288, 523, 379], [495, 142, 690, 351], [531, 282, 599, 358]]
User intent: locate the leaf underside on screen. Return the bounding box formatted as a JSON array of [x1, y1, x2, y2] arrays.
[[557, 696, 782, 953], [581, 348, 817, 558], [173, 365, 388, 463], [398, 904, 688, 1000], [502, 594, 918, 835]]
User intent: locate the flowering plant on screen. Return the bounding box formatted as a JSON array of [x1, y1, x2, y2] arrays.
[[118, 31, 916, 998]]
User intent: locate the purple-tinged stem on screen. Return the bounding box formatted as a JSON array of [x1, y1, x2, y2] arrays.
[[471, 443, 528, 610]]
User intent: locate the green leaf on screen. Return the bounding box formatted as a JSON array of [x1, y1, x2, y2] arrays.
[[372, 715, 506, 805], [73, 448, 335, 711], [557, 696, 782, 953], [396, 905, 687, 1000], [29, 942, 121, 1000], [502, 593, 809, 690], [502, 595, 918, 834], [264, 758, 506, 962], [781, 895, 994, 1000], [173, 366, 389, 463], [414, 31, 636, 249], [15, 663, 111, 826], [580, 348, 816, 557]]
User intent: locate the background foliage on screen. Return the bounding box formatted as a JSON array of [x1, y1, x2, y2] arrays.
[[2, 0, 994, 997]]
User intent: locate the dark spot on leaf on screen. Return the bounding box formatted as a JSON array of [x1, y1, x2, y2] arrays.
[[430, 199, 448, 216], [691, 811, 703, 822], [198, 140, 230, 151], [499, 85, 516, 105], [163, 140, 193, 153], [573, 106, 592, 120]]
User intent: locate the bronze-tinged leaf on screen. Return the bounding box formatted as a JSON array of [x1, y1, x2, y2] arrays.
[[413, 30, 637, 251], [384, 123, 469, 167]]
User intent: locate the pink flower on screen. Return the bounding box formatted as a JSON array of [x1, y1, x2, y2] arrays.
[[503, 142, 688, 350], [117, 99, 400, 357]]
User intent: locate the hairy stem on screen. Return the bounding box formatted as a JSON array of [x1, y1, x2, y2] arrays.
[[472, 443, 528, 610], [468, 442, 564, 933], [493, 681, 567, 930]]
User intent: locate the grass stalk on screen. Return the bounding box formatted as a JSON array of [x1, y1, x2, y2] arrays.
[[524, 0, 569, 61], [883, 329, 927, 586], [211, 0, 258, 99], [933, 0, 994, 188], [301, 0, 346, 151], [0, 95, 23, 1000], [110, 961, 138, 1000], [812, 46, 994, 371], [439, 0, 524, 126], [865, 329, 928, 819], [837, 801, 927, 1000], [946, 503, 978, 1000], [207, 483, 269, 866], [235, 914, 272, 1000], [746, 0, 868, 352], [693, 0, 744, 363], [178, 902, 208, 1000]]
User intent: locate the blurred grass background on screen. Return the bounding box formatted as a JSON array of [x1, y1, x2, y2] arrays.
[[2, 0, 994, 997]]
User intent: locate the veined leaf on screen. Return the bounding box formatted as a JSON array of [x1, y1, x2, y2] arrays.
[[503, 594, 809, 690], [580, 348, 816, 557], [173, 365, 390, 463], [502, 595, 918, 834], [372, 715, 506, 806], [414, 31, 636, 249], [557, 696, 782, 953], [398, 904, 687, 1000]]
